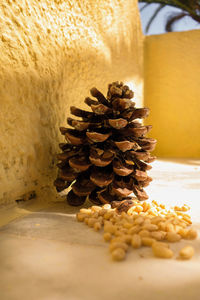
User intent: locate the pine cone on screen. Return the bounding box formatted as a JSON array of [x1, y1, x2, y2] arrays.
[[54, 81, 156, 206]]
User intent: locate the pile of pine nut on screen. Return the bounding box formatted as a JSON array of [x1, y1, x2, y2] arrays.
[[76, 199, 197, 261]]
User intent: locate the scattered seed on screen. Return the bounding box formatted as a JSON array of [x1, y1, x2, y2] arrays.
[[111, 248, 126, 261], [179, 245, 194, 260]]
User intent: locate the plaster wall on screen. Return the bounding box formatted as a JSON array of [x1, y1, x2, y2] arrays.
[[0, 0, 143, 205], [144, 30, 200, 158]]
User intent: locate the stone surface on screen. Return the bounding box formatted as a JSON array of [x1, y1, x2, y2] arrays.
[[0, 159, 200, 300]]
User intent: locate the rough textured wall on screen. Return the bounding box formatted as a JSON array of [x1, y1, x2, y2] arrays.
[[0, 0, 143, 205], [144, 30, 200, 158]]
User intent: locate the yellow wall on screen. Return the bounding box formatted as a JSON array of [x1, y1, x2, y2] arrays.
[[144, 30, 200, 158], [0, 0, 143, 205]]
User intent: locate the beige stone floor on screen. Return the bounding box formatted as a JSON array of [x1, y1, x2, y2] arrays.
[[0, 159, 200, 300]]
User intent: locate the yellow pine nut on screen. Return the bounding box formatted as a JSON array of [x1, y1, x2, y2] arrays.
[[104, 223, 116, 234], [111, 236, 126, 244], [151, 231, 165, 241], [186, 228, 198, 240], [182, 215, 192, 225], [84, 217, 89, 225], [142, 237, 155, 247], [142, 202, 150, 212], [143, 218, 151, 225], [121, 212, 128, 218], [134, 216, 144, 225], [109, 242, 128, 252], [91, 205, 102, 212], [128, 225, 141, 235], [123, 234, 132, 245], [174, 206, 182, 211], [80, 208, 92, 214], [143, 224, 158, 231], [94, 222, 101, 231], [148, 208, 158, 216], [152, 244, 173, 259], [139, 230, 150, 237], [127, 206, 137, 215], [98, 209, 107, 216], [115, 230, 124, 237], [151, 216, 163, 225], [92, 212, 99, 219], [88, 218, 97, 227], [104, 211, 114, 220], [123, 222, 133, 229], [135, 205, 143, 213], [179, 245, 194, 260], [97, 216, 103, 223], [160, 204, 166, 209], [158, 222, 166, 231], [103, 232, 112, 242], [76, 213, 87, 222], [131, 234, 142, 248], [138, 212, 146, 216], [182, 204, 190, 212], [111, 248, 126, 261], [178, 228, 188, 239], [166, 232, 181, 243], [166, 223, 175, 232], [174, 225, 182, 233], [152, 200, 159, 206], [153, 241, 169, 248], [179, 221, 187, 228], [172, 218, 180, 225]]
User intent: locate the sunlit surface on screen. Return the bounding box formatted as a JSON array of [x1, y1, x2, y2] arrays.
[[0, 159, 200, 300]]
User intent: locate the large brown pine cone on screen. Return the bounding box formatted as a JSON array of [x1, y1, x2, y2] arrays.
[[54, 81, 156, 206]]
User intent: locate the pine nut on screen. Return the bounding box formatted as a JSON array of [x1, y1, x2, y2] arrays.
[[111, 248, 126, 261], [134, 216, 144, 225], [84, 217, 89, 225], [142, 202, 150, 212], [166, 223, 174, 232], [166, 232, 181, 243], [88, 218, 96, 227], [80, 208, 91, 214], [153, 241, 169, 248], [91, 206, 102, 212], [151, 216, 163, 224], [152, 244, 173, 258], [123, 222, 133, 229], [98, 209, 107, 216], [178, 228, 188, 239], [123, 234, 132, 245], [76, 213, 87, 222], [143, 224, 158, 231], [179, 245, 194, 260], [131, 234, 142, 249], [94, 222, 101, 231], [103, 232, 112, 242], [135, 205, 143, 213], [104, 223, 116, 234], [142, 237, 155, 247], [109, 242, 128, 252], [186, 228, 198, 240], [104, 211, 114, 220], [151, 231, 165, 241], [139, 230, 150, 237]]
